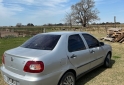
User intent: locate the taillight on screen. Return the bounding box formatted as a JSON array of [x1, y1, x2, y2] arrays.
[[23, 61, 44, 73], [2, 54, 5, 64]]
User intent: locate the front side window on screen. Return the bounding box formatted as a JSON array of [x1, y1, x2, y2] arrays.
[[68, 34, 86, 52], [21, 34, 61, 50], [82, 34, 99, 48]]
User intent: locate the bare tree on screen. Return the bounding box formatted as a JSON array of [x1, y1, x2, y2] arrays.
[[71, 0, 100, 27], [64, 12, 79, 28], [64, 12, 73, 28]]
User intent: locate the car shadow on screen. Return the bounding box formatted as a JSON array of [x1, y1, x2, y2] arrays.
[[76, 59, 115, 85]]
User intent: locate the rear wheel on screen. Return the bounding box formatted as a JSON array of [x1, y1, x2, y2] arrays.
[[104, 53, 111, 68], [59, 72, 75, 85]]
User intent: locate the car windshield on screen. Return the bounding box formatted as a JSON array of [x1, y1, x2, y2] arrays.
[[21, 34, 61, 50]]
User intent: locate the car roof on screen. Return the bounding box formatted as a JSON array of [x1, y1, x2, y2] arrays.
[[41, 31, 88, 35]]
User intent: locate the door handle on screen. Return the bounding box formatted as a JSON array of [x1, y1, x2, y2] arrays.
[[70, 54, 77, 59], [90, 50, 95, 53]]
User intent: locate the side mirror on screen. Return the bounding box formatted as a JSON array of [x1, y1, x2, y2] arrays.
[[100, 42, 104, 46]]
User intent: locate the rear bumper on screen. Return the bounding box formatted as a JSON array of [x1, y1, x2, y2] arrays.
[[0, 65, 60, 85]]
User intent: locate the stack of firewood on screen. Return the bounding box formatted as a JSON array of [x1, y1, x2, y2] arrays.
[[100, 28, 124, 43]]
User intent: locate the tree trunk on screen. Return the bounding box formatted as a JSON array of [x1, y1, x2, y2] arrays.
[[83, 24, 86, 27], [81, 17, 87, 27], [70, 23, 72, 28]]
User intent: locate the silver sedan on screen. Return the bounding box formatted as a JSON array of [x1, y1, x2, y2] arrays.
[[0, 31, 112, 85]]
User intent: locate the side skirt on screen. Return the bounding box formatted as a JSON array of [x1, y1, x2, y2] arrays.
[[76, 62, 104, 80]]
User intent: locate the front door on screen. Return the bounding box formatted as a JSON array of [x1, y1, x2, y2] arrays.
[[82, 34, 105, 69]]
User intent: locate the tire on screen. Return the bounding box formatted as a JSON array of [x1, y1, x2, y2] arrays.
[[59, 72, 75, 85], [104, 53, 111, 68]]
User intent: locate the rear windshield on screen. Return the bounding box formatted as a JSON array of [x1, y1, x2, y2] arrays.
[[21, 34, 61, 50]]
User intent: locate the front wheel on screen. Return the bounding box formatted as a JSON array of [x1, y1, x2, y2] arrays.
[[104, 53, 111, 68], [59, 72, 75, 85]]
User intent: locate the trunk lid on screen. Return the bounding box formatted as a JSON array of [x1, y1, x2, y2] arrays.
[[4, 47, 51, 76]]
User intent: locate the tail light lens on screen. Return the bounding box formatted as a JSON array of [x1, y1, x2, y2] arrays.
[[23, 61, 44, 73], [2, 54, 5, 64]]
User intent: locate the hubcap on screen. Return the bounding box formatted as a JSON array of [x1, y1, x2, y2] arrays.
[[61, 75, 74, 85]]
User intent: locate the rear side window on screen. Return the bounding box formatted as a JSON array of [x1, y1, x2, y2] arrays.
[[21, 34, 61, 50], [68, 34, 86, 52], [82, 34, 99, 48]]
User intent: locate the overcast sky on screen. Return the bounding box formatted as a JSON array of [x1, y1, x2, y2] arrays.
[[0, 0, 124, 26]]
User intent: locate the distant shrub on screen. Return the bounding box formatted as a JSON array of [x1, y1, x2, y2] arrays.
[[4, 35, 16, 38]]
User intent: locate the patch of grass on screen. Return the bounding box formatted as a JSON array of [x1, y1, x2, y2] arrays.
[[113, 56, 121, 59], [0, 37, 30, 63], [0, 31, 124, 85]]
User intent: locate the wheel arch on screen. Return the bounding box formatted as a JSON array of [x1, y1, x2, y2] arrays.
[[57, 69, 76, 85]]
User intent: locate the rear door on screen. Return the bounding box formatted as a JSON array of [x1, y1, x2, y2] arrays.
[[67, 34, 91, 75], [82, 34, 105, 69]]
